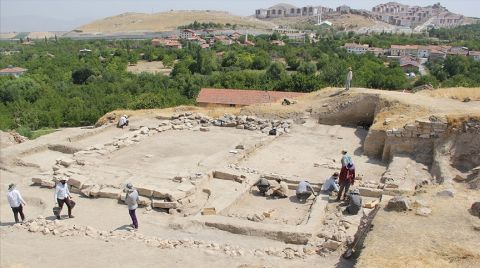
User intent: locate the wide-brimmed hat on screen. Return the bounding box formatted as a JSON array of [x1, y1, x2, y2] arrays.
[[8, 183, 15, 191], [350, 188, 359, 195]]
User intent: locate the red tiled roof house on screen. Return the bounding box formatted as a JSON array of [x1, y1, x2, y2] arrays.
[[196, 88, 306, 107]]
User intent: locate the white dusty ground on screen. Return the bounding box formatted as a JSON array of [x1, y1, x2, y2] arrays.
[[0, 114, 380, 268]]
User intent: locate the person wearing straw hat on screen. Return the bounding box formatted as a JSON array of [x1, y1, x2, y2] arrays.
[[7, 183, 26, 223], [125, 183, 139, 230]]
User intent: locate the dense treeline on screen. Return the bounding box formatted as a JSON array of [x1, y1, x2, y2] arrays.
[[0, 28, 479, 135], [428, 23, 480, 50], [178, 21, 236, 30]]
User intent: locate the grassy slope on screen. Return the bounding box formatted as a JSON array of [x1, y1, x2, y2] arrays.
[[74, 11, 276, 33]]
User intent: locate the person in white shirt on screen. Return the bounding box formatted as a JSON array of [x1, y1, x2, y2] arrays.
[[118, 115, 129, 128], [296, 180, 316, 202], [124, 183, 139, 229], [7, 184, 26, 223], [54, 179, 74, 219], [321, 172, 340, 196]]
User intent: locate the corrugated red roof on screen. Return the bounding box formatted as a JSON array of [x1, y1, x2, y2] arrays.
[[196, 88, 306, 106], [0, 67, 27, 73]]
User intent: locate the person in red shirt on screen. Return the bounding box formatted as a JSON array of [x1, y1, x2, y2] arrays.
[[337, 163, 355, 201]]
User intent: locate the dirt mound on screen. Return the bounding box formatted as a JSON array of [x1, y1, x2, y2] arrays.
[[0, 130, 28, 148]]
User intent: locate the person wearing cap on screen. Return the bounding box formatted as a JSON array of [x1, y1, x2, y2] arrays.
[[296, 180, 316, 202], [118, 114, 129, 128], [270, 178, 289, 199], [54, 178, 74, 219], [338, 162, 356, 201], [7, 184, 26, 223], [321, 173, 340, 196], [346, 188, 362, 215], [345, 67, 353, 91], [125, 183, 139, 229]]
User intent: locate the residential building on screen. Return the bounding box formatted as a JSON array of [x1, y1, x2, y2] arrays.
[[367, 47, 385, 56], [196, 88, 306, 107], [469, 51, 480, 61], [255, 3, 333, 19], [179, 29, 196, 39], [371, 2, 463, 28], [344, 43, 369, 54], [0, 66, 27, 77], [336, 5, 351, 13], [390, 45, 419, 57]]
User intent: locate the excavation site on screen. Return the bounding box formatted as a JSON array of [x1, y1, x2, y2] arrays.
[[1, 88, 479, 268]]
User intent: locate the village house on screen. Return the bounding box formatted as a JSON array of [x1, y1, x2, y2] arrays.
[[389, 45, 419, 57], [448, 46, 469, 56], [214, 35, 234, 46], [399, 57, 419, 72], [179, 29, 197, 39], [469, 51, 480, 61], [343, 43, 369, 54], [0, 66, 27, 77], [196, 88, 306, 107], [367, 47, 385, 56]]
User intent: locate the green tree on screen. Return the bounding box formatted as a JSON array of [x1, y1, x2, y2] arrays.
[[266, 62, 286, 81], [72, 67, 94, 85]]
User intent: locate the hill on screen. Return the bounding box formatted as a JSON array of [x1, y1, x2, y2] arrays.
[[73, 10, 276, 34]]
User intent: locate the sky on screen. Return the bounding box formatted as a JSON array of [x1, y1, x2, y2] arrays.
[[1, 0, 479, 32]]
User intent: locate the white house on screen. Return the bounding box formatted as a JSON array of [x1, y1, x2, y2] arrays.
[[179, 29, 196, 39], [344, 43, 369, 54]]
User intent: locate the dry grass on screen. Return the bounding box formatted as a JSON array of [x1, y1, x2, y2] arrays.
[[416, 87, 480, 101], [76, 11, 275, 33], [127, 61, 172, 75]]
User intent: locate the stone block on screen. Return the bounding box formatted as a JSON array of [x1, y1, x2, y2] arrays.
[[213, 170, 239, 181], [41, 179, 55, 188], [357, 187, 382, 198], [136, 186, 154, 197], [152, 188, 170, 199], [322, 240, 341, 251], [32, 176, 45, 185], [57, 158, 75, 168], [67, 175, 89, 189], [152, 200, 178, 209], [201, 208, 216, 215], [89, 185, 102, 198], [98, 187, 121, 199]]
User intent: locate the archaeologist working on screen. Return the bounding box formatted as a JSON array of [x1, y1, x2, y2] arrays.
[[125, 183, 139, 230], [54, 179, 74, 219], [252, 178, 271, 196], [296, 180, 316, 202], [337, 162, 356, 202], [7, 183, 26, 223], [345, 67, 353, 91], [321, 172, 340, 196], [118, 114, 129, 128], [346, 189, 362, 215], [270, 178, 289, 199]]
